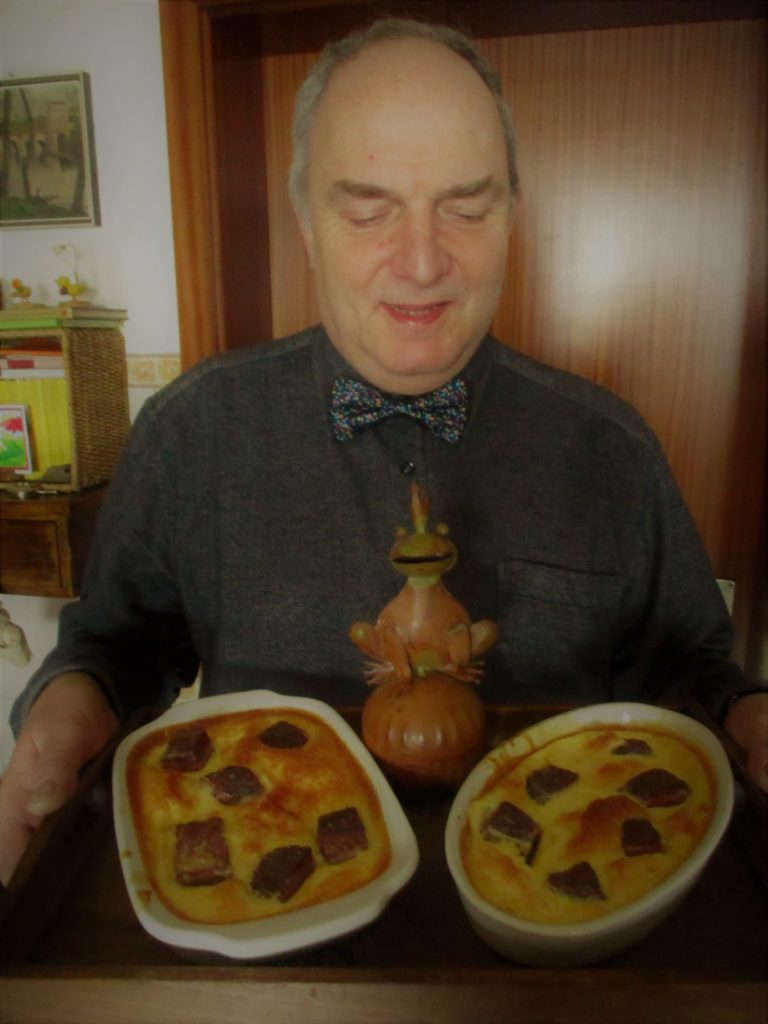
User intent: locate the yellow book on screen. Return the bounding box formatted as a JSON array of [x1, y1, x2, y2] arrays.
[[0, 378, 72, 476]]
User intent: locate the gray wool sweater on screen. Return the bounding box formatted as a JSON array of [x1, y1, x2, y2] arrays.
[[12, 326, 744, 730]]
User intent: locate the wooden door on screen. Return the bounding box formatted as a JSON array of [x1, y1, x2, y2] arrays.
[[158, 1, 766, 674]]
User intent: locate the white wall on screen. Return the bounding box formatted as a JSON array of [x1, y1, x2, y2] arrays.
[[0, 0, 179, 769]]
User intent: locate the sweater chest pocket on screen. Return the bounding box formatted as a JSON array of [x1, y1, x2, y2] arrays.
[[496, 559, 623, 683]]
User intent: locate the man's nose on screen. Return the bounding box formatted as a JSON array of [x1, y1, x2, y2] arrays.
[[390, 210, 451, 285]]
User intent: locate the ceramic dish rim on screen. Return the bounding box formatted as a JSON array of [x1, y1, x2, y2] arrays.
[[444, 701, 734, 942], [112, 689, 419, 960]]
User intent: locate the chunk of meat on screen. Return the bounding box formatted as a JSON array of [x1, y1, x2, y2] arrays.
[[547, 861, 606, 901], [622, 818, 664, 856], [612, 738, 653, 756], [318, 806, 368, 864], [174, 817, 232, 886], [258, 720, 309, 749], [161, 725, 214, 772], [621, 768, 690, 807], [481, 800, 542, 865], [526, 764, 579, 805], [566, 795, 641, 858], [250, 845, 315, 902], [205, 765, 263, 805]]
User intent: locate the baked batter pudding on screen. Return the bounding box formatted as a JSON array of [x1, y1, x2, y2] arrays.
[[460, 725, 716, 925], [126, 707, 392, 924]]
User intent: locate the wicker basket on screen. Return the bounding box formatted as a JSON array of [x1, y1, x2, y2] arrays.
[[0, 324, 130, 492]]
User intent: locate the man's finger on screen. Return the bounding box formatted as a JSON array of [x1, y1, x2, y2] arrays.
[[25, 774, 73, 817]]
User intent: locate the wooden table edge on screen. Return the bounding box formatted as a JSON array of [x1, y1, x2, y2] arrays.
[[1, 968, 766, 1024]]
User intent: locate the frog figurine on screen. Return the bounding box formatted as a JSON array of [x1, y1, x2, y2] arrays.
[[349, 483, 497, 687]]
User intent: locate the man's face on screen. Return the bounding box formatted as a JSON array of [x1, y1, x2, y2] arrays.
[[298, 38, 513, 395]]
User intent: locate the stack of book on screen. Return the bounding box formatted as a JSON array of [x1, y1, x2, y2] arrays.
[[0, 304, 128, 330], [0, 347, 65, 379]]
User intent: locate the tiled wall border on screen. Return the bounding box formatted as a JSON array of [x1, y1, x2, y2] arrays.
[[126, 354, 181, 387]]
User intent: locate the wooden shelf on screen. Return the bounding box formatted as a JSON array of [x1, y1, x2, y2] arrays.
[[0, 486, 106, 597], [0, 323, 129, 492]]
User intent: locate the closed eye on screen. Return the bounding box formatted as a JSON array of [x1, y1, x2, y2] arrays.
[[437, 176, 507, 222], [332, 181, 397, 227], [441, 205, 492, 223], [346, 208, 389, 226], [340, 199, 398, 227], [453, 209, 490, 222]]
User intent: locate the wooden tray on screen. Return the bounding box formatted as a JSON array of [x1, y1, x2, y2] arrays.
[[1, 706, 766, 1024]]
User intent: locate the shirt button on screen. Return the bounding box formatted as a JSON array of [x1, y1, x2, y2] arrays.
[[400, 460, 416, 476]]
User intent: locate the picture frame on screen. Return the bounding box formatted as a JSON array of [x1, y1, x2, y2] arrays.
[[0, 72, 101, 227], [0, 404, 34, 472]]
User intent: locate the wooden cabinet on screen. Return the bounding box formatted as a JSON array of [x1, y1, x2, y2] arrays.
[[0, 319, 129, 492], [0, 486, 106, 597], [0, 316, 127, 596]]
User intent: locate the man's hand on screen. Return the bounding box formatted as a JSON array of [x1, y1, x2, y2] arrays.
[[0, 673, 118, 885], [723, 691, 768, 792]]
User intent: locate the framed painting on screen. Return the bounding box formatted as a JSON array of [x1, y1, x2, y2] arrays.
[[0, 404, 33, 472], [0, 72, 101, 227]]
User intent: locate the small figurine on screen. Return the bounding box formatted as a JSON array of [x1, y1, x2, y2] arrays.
[[10, 278, 33, 304], [56, 275, 89, 304], [53, 243, 89, 304], [352, 484, 497, 787], [0, 601, 32, 668], [350, 483, 497, 686]]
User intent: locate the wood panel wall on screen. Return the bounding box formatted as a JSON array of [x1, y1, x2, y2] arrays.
[[160, 4, 766, 673]]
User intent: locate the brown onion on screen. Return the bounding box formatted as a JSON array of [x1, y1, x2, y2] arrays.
[[362, 671, 486, 787]]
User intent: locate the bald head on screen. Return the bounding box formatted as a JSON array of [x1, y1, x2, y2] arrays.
[[289, 18, 518, 220], [306, 36, 510, 220]]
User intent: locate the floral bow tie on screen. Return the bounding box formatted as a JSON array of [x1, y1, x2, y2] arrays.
[[330, 376, 468, 445]]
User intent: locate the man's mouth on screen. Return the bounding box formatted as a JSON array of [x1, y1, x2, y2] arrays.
[[383, 302, 450, 326]]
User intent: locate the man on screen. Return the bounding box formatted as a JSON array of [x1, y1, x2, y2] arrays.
[[1, 18, 765, 885]]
